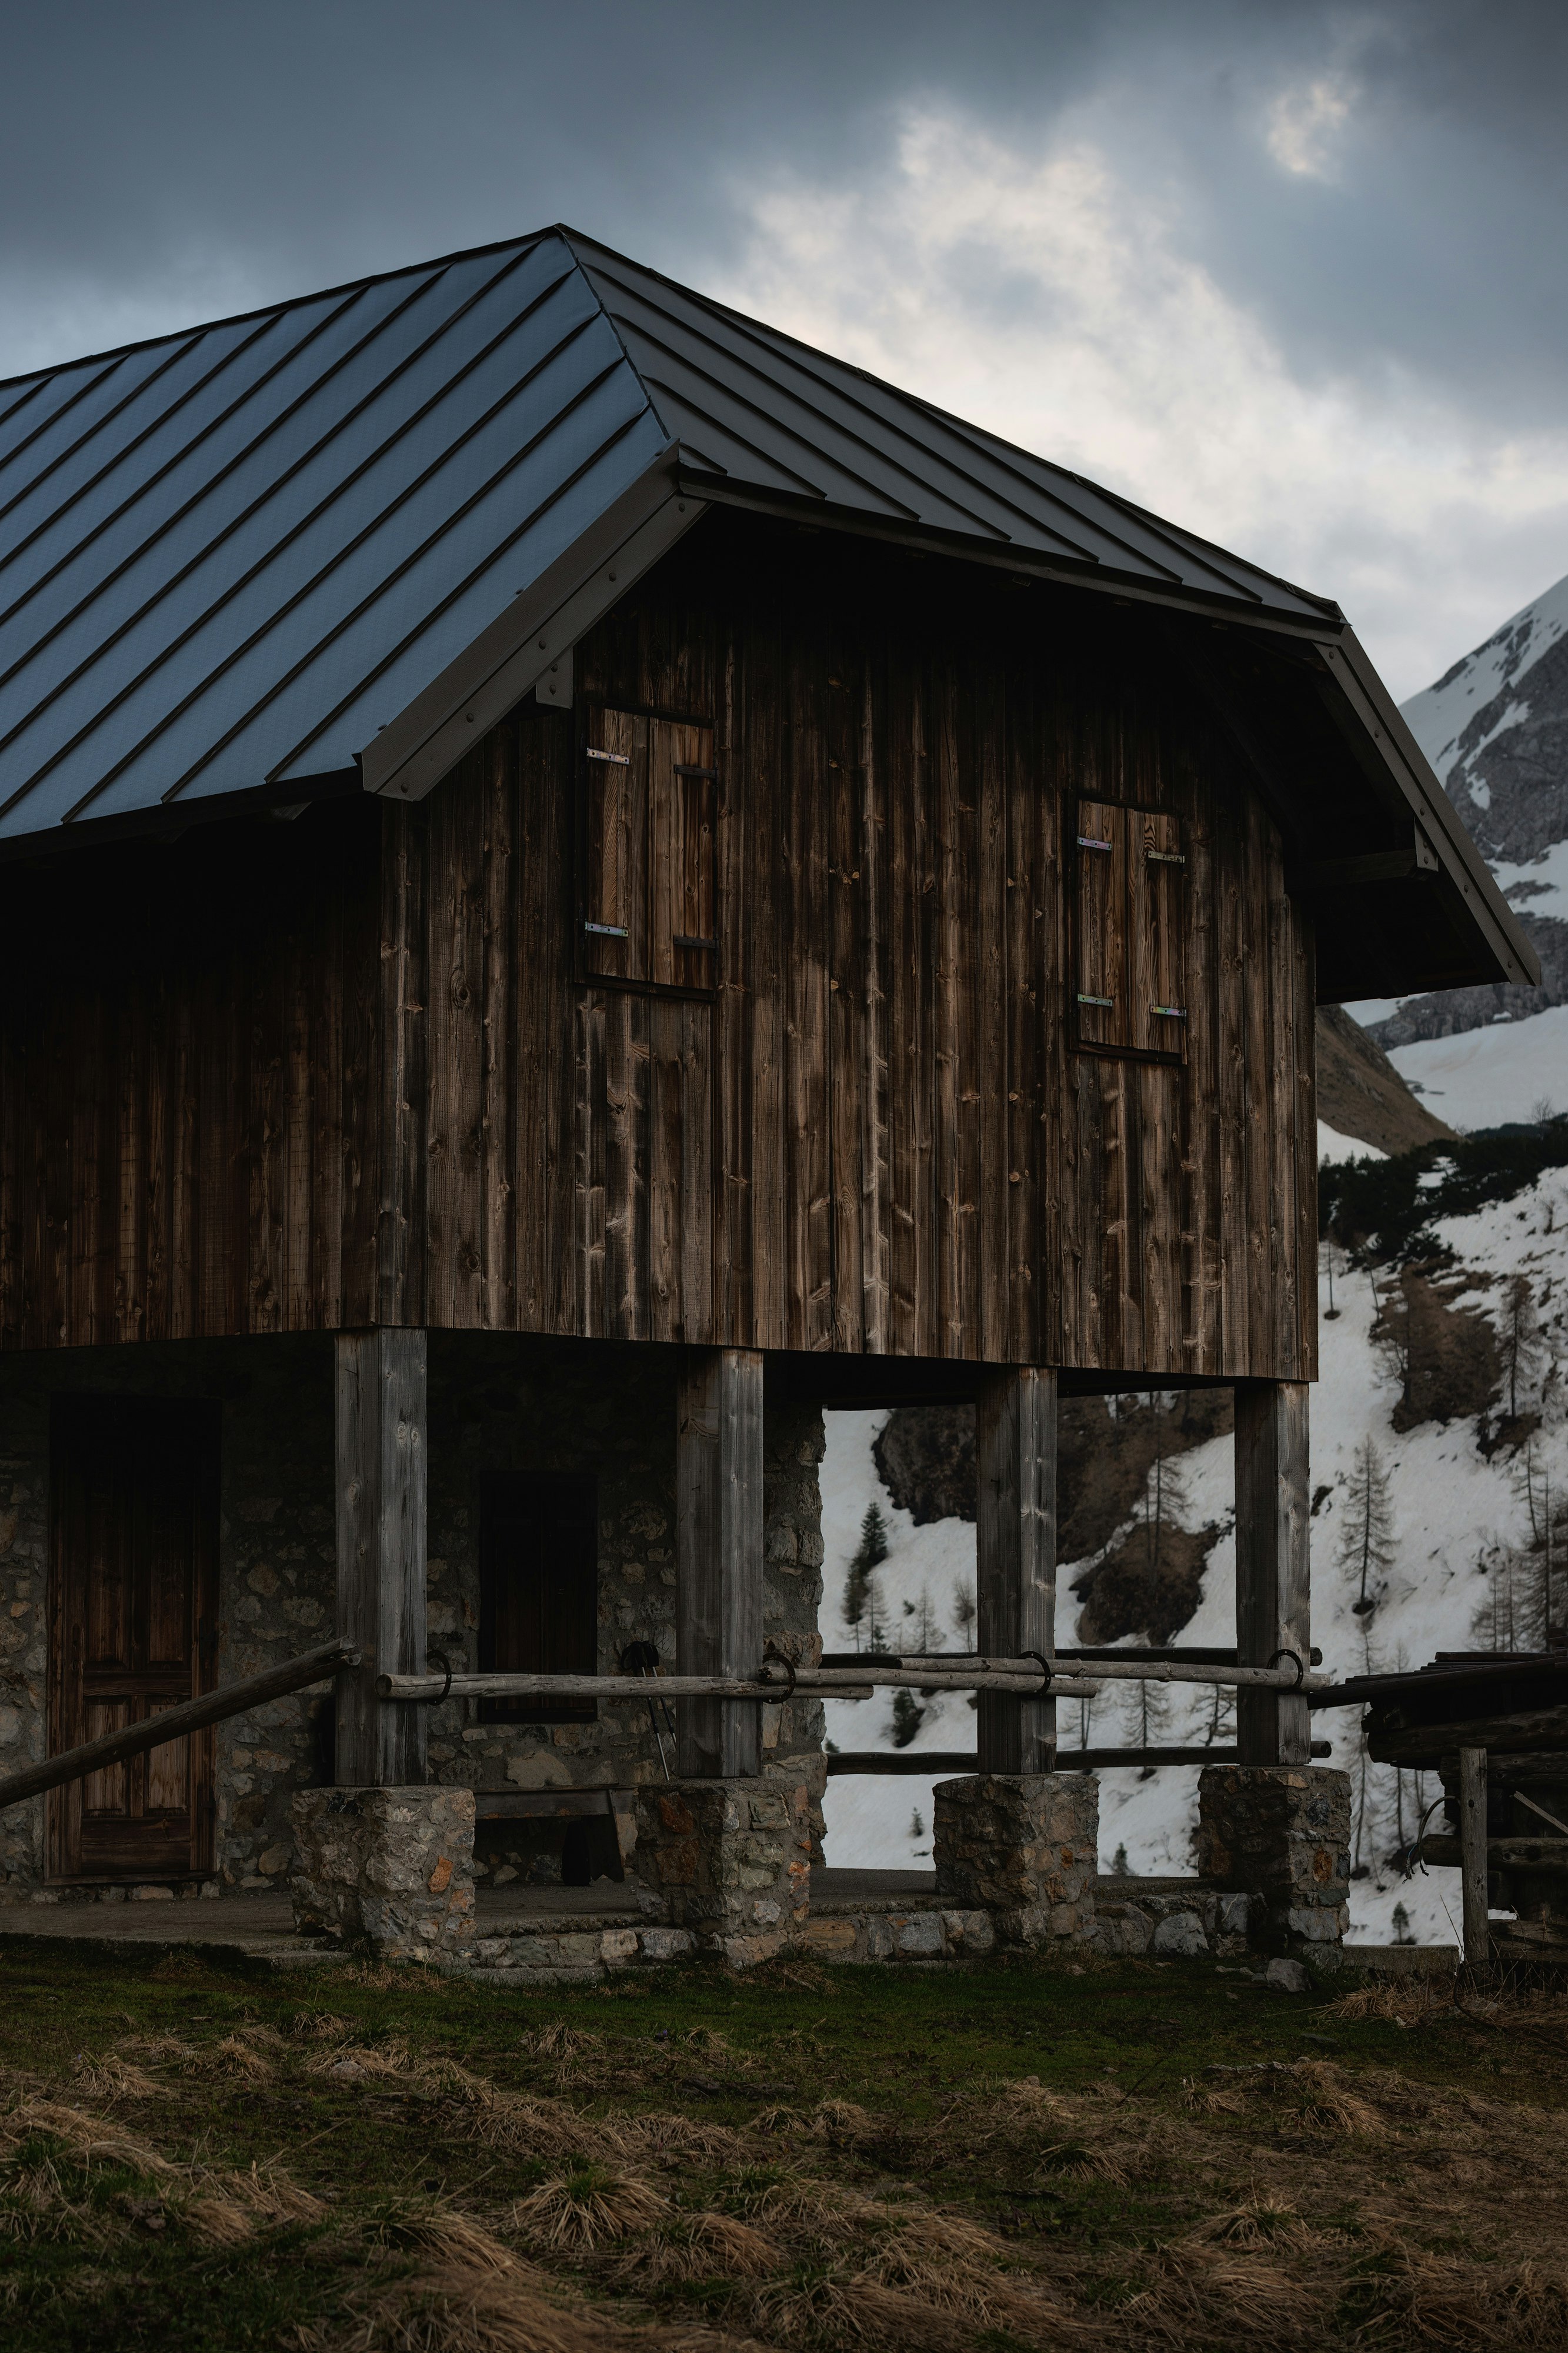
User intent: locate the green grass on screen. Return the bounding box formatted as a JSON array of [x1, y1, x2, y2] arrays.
[[0, 1941, 1564, 2349]]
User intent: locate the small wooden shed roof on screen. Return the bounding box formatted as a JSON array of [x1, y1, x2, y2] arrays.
[[0, 225, 1534, 994]]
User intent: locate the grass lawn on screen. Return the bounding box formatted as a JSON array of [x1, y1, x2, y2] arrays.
[[0, 1939, 1564, 2349]]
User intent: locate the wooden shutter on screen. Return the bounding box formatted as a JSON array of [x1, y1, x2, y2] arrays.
[[1074, 800, 1129, 1049], [650, 719, 716, 989], [584, 711, 715, 991], [478, 1472, 599, 1724], [1131, 808, 1187, 1056], [583, 709, 647, 979]]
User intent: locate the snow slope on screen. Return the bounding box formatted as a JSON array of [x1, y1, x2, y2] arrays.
[[1387, 1004, 1568, 1130], [820, 1162, 1568, 1946]]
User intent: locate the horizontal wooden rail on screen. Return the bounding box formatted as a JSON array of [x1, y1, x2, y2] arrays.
[[1420, 1834, 1568, 1872], [797, 1652, 1328, 1694], [823, 1741, 1334, 1775], [376, 1668, 1104, 1702], [0, 1637, 361, 1815]]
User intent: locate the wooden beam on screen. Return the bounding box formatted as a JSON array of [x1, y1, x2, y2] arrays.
[[976, 1365, 1057, 1774], [0, 1639, 358, 1814], [676, 1347, 765, 1777], [335, 1328, 428, 1787], [1235, 1380, 1312, 1767], [1459, 1745, 1490, 1967]]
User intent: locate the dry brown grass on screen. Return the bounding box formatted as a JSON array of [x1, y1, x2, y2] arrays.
[[513, 2166, 667, 2251]]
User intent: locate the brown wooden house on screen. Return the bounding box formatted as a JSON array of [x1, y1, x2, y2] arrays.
[[0, 228, 1534, 1897]]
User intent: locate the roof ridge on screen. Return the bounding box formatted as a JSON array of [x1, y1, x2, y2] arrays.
[[0, 226, 562, 395]]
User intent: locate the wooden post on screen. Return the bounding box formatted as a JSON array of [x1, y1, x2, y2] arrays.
[[1459, 1745, 1490, 1969], [976, 1365, 1057, 1775], [335, 1328, 428, 1787], [676, 1348, 764, 1778], [1235, 1380, 1311, 1767]]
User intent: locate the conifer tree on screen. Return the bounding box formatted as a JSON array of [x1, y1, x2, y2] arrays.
[[890, 1687, 923, 1749], [1338, 1435, 1395, 1617], [842, 1501, 889, 1650], [1498, 1273, 1545, 1421], [951, 1577, 977, 1641]]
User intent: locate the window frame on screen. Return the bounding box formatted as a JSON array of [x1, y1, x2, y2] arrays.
[[1070, 795, 1189, 1067], [575, 698, 719, 1001]]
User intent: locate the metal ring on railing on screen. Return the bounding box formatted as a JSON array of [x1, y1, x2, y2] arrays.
[[1267, 1648, 1306, 1689], [1023, 1649, 1055, 1698], [762, 1643, 798, 1702], [423, 1648, 453, 1705]]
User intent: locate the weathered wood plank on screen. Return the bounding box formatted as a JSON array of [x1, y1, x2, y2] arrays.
[[1235, 1379, 1312, 1766], [676, 1346, 765, 1778], [335, 1328, 428, 1788], [976, 1365, 1058, 1771]]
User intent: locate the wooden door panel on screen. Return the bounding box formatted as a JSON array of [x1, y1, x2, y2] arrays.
[[49, 1397, 219, 1882], [1075, 800, 1128, 1049], [1131, 808, 1187, 1059]]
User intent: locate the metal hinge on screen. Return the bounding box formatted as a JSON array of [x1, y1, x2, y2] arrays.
[[584, 922, 629, 937], [586, 747, 630, 765], [1077, 994, 1114, 1007], [1077, 836, 1112, 852]]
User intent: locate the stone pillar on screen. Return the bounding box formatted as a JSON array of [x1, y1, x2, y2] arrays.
[[1197, 1764, 1350, 1956], [335, 1329, 428, 1788], [1234, 1380, 1312, 1766], [976, 1366, 1057, 1772], [677, 1349, 765, 1778], [634, 1777, 811, 1966], [291, 1786, 475, 1961], [932, 1772, 1097, 1948]]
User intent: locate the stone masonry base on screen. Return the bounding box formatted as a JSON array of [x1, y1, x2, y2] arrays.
[[1196, 1764, 1352, 1955], [933, 1773, 1099, 1947], [633, 1777, 812, 1966], [291, 1787, 476, 1961]]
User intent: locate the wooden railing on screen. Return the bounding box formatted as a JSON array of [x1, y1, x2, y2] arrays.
[[0, 1638, 359, 1814]]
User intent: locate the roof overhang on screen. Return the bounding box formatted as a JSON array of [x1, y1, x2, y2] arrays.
[[359, 457, 706, 802]]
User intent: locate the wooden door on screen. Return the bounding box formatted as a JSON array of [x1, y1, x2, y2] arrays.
[[48, 1397, 219, 1882]]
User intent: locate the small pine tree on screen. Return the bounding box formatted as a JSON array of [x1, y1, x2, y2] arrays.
[[951, 1577, 977, 1642], [1338, 1435, 1395, 1617], [913, 1584, 943, 1654], [842, 1502, 889, 1649], [1391, 1900, 1413, 1945], [909, 1808, 925, 1839], [1112, 1842, 1130, 1875], [1498, 1274, 1545, 1421], [890, 1688, 924, 1749]]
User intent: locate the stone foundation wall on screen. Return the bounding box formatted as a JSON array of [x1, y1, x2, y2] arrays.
[[633, 1776, 813, 1964], [0, 1337, 336, 1897], [1197, 1764, 1352, 1955], [423, 1340, 826, 1888], [933, 1773, 1100, 1947], [0, 1333, 827, 1899]]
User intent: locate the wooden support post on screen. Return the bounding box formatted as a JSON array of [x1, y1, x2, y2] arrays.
[[677, 1348, 765, 1778], [335, 1328, 428, 1787], [1459, 1745, 1490, 1969], [1235, 1380, 1312, 1767], [976, 1365, 1057, 1775]]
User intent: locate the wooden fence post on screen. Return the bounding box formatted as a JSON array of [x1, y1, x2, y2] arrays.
[[676, 1348, 764, 1778], [1235, 1380, 1312, 1767], [1459, 1745, 1490, 1969], [976, 1365, 1057, 1775], [335, 1328, 428, 1788]]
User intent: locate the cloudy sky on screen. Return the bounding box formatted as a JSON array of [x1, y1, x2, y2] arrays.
[[4, 0, 1566, 698]]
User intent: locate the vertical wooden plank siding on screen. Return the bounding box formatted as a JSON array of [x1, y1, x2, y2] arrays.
[[334, 1326, 428, 1788], [0, 546, 1319, 1382]]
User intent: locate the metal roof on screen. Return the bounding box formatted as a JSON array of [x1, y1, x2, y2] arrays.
[[0, 224, 1349, 849]]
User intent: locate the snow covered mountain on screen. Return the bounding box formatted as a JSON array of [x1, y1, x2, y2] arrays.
[[1355, 569, 1568, 1117]]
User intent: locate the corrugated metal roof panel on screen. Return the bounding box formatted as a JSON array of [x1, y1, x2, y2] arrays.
[[0, 221, 1346, 846]]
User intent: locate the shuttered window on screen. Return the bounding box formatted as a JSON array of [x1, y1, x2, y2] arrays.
[[582, 708, 716, 989], [1073, 800, 1187, 1058], [478, 1472, 599, 1725]]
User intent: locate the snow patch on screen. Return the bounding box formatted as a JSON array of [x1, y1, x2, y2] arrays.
[[1388, 1005, 1568, 1129], [819, 1161, 1568, 1947], [1402, 570, 1568, 785], [1319, 1122, 1387, 1165]]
